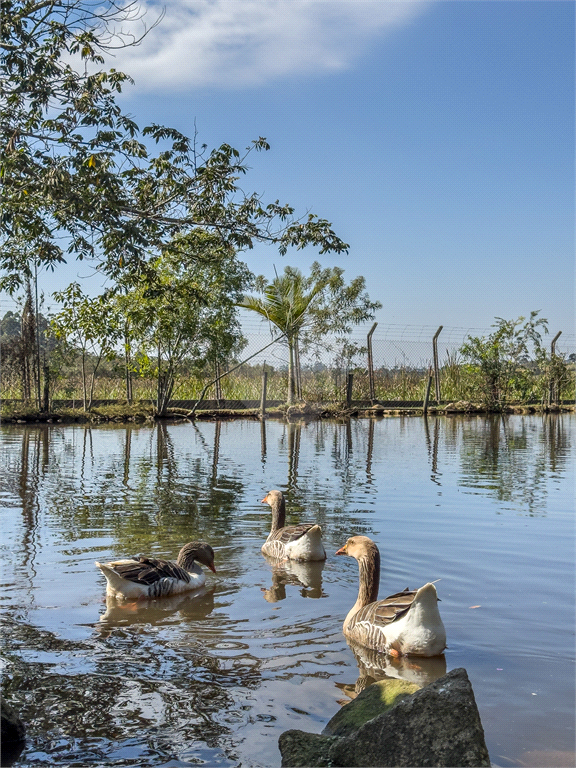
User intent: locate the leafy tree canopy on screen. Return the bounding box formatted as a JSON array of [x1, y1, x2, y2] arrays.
[[1, 0, 348, 292], [459, 311, 550, 407], [242, 262, 382, 343], [113, 229, 252, 414], [240, 262, 381, 402]]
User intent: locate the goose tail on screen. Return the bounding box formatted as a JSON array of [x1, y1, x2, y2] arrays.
[[95, 561, 125, 590]]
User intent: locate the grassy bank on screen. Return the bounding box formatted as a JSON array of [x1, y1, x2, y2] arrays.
[[1, 400, 573, 425]]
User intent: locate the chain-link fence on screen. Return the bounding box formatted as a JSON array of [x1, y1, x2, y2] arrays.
[[2, 307, 574, 406], [204, 322, 576, 406]]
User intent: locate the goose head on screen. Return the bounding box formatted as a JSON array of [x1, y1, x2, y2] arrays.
[[335, 535, 379, 562], [261, 490, 286, 531], [261, 490, 284, 508]]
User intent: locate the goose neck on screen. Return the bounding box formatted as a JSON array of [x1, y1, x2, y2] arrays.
[[177, 545, 200, 572], [269, 494, 286, 533], [356, 547, 380, 608]]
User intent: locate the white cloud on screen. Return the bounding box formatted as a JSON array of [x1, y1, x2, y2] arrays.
[[106, 0, 431, 90]]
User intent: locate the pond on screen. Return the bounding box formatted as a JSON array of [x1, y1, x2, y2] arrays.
[[1, 414, 574, 768]]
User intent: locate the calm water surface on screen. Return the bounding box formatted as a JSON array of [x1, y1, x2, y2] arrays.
[[1, 415, 574, 767]]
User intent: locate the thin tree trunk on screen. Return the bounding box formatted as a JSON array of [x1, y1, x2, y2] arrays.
[[287, 338, 296, 405], [81, 350, 87, 411], [87, 355, 103, 411], [157, 344, 162, 413], [34, 260, 42, 410], [215, 361, 222, 401], [124, 330, 132, 404], [158, 372, 175, 416], [294, 336, 302, 400]]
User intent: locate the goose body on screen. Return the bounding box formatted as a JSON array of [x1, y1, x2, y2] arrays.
[[95, 541, 216, 600], [336, 536, 446, 657], [261, 490, 326, 562]]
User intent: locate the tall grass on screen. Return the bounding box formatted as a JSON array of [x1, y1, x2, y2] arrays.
[[2, 359, 574, 406]]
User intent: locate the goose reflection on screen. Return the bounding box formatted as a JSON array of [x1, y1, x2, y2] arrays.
[[337, 640, 447, 702], [97, 586, 216, 634], [261, 557, 326, 602]]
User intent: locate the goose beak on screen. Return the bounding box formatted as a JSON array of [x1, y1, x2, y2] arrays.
[[208, 562, 216, 573], [261, 495, 269, 504], [335, 545, 347, 556]]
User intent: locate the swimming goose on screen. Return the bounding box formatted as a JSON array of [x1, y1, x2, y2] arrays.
[[261, 490, 326, 561], [335, 536, 446, 657], [95, 541, 216, 600]]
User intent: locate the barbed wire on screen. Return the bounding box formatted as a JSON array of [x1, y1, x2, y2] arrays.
[[2, 295, 574, 360]]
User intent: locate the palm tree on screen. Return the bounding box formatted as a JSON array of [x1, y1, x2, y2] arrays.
[[239, 267, 323, 404]]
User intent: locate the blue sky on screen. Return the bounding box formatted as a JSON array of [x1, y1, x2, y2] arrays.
[[4, 0, 574, 341]]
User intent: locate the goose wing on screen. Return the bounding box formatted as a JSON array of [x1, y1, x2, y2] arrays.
[[111, 556, 191, 586], [272, 523, 316, 545], [352, 587, 417, 629]]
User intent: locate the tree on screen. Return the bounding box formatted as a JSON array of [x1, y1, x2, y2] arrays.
[[1, 302, 64, 402], [459, 312, 549, 409], [1, 0, 348, 292], [239, 263, 381, 403], [20, 279, 37, 403], [115, 230, 251, 416], [51, 283, 121, 410]]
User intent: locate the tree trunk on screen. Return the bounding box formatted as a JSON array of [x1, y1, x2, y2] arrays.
[[124, 331, 132, 404], [157, 371, 175, 416], [294, 336, 302, 400], [42, 362, 50, 412], [81, 351, 87, 411], [87, 355, 102, 411], [21, 280, 36, 402], [156, 345, 175, 416], [287, 337, 296, 405]]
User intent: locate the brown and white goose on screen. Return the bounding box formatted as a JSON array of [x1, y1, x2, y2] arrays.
[[95, 541, 216, 600], [261, 490, 326, 561], [336, 536, 446, 657]]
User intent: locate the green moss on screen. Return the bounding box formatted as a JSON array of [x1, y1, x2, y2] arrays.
[[323, 678, 420, 738]]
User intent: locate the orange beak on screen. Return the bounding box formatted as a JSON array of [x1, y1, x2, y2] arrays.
[[261, 496, 268, 504], [335, 545, 347, 556]]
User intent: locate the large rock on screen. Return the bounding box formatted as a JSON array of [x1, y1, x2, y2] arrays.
[[278, 731, 340, 768], [1, 698, 25, 744], [1, 698, 26, 766], [279, 667, 490, 767], [324, 677, 419, 738]]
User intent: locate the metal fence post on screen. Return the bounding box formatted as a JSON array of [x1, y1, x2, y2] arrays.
[[432, 326, 443, 403], [260, 367, 268, 418], [367, 322, 378, 404], [423, 366, 433, 415]]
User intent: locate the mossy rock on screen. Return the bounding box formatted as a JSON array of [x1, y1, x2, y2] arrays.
[[323, 678, 419, 738]]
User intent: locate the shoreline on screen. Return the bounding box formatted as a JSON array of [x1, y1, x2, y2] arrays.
[[1, 402, 573, 425]]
